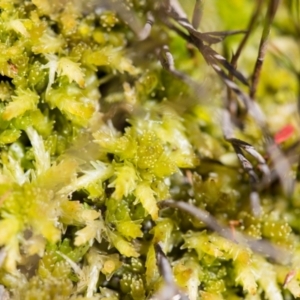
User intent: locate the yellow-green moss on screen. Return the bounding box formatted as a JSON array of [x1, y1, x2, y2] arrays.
[[0, 0, 299, 299]]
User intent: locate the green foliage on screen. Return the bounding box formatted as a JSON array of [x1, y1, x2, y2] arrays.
[[0, 0, 299, 299]]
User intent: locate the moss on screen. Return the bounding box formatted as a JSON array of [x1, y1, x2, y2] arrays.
[[0, 0, 299, 299]]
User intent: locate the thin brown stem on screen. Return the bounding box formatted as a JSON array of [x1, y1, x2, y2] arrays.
[[192, 0, 204, 29], [150, 243, 188, 300], [232, 0, 264, 68], [250, 0, 280, 98], [227, 0, 263, 113]]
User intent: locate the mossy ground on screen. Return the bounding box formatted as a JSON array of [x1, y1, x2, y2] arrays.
[[0, 0, 299, 299]]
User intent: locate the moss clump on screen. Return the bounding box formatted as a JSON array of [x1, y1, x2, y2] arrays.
[[0, 0, 300, 299]]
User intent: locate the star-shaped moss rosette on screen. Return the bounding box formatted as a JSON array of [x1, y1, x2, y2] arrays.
[[0, 0, 299, 299]]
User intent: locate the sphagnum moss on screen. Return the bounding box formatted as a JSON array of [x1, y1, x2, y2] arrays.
[[0, 0, 299, 299]]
